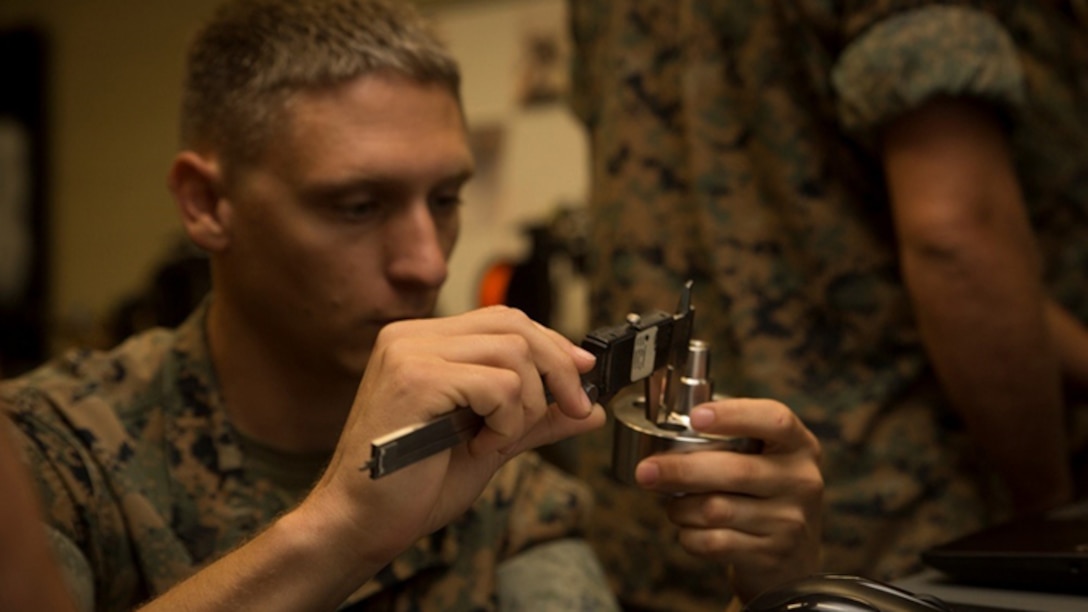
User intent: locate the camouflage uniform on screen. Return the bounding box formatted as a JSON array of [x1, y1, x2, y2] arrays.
[[1, 302, 605, 611], [569, 1, 1088, 608]]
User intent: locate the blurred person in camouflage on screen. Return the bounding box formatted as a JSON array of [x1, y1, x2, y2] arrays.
[[0, 425, 77, 611], [0, 0, 824, 610], [569, 0, 1088, 609]]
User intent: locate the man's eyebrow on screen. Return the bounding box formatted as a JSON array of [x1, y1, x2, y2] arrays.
[[300, 177, 390, 201], [432, 168, 476, 188], [301, 169, 475, 201]]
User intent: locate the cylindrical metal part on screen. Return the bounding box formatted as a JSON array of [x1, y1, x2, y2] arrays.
[[659, 339, 712, 429], [610, 394, 764, 485], [611, 338, 763, 484]]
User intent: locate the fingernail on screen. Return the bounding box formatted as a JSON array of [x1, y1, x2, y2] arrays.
[[635, 461, 660, 486], [573, 346, 597, 362], [579, 389, 593, 416], [690, 406, 714, 429]]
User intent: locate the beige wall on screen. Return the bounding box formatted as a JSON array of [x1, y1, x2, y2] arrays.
[[0, 0, 222, 348], [0, 0, 587, 351]]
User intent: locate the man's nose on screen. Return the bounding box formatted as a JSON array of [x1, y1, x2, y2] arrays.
[[384, 203, 450, 288]]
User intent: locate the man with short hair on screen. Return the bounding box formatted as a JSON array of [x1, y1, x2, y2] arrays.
[[1, 1, 823, 610]]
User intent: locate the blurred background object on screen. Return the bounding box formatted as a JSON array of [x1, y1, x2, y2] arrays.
[[0, 27, 49, 377]]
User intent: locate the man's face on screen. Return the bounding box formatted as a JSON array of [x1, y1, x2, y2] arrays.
[[215, 75, 473, 378]]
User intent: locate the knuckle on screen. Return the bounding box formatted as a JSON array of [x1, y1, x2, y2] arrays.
[[521, 391, 546, 421], [787, 459, 825, 500], [495, 369, 523, 402], [701, 496, 734, 526], [375, 319, 409, 345], [732, 456, 760, 489], [481, 304, 513, 316], [769, 409, 794, 439], [801, 466, 825, 497], [502, 305, 530, 323], [680, 528, 729, 558], [776, 509, 811, 545], [807, 431, 824, 461], [503, 406, 526, 438], [676, 529, 704, 555], [503, 333, 532, 359], [486, 304, 530, 327]]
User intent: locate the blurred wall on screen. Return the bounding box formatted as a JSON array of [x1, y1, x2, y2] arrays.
[[0, 0, 221, 349], [424, 0, 589, 327], [0, 0, 588, 353]]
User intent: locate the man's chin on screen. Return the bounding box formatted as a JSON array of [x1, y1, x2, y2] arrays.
[[339, 348, 373, 380]]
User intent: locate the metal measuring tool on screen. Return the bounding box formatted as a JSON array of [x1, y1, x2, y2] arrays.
[[362, 281, 697, 478]]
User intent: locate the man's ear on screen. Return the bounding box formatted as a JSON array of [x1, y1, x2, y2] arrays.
[[168, 151, 232, 252]]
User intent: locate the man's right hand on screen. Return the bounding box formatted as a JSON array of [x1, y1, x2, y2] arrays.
[[305, 305, 605, 570]]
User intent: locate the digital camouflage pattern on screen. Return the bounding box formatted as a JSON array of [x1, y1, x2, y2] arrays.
[[1, 303, 598, 611], [569, 1, 1088, 609]]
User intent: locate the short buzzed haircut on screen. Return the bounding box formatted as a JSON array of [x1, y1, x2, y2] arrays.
[[180, 0, 461, 174]]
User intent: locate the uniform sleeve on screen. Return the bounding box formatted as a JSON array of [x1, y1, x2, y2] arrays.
[[3, 390, 139, 611], [45, 524, 97, 612], [3, 405, 97, 609], [496, 538, 619, 610], [501, 452, 595, 556], [495, 454, 616, 609], [343, 452, 604, 609], [832, 5, 1025, 132]]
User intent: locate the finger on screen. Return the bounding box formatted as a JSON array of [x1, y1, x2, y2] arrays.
[[362, 322, 573, 463], [399, 308, 594, 420], [640, 446, 824, 517], [505, 403, 607, 456], [526, 324, 595, 419], [635, 439, 818, 498], [389, 329, 551, 429], [531, 320, 598, 373], [666, 493, 803, 539], [441, 331, 553, 436], [462, 367, 527, 457], [675, 525, 772, 565], [673, 508, 820, 590], [675, 521, 819, 604], [688, 399, 820, 456], [376, 357, 527, 458], [370, 346, 533, 457], [635, 448, 783, 496], [419, 346, 586, 457], [455, 308, 592, 419], [666, 493, 757, 531]]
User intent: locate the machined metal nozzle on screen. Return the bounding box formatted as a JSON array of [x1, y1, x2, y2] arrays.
[[611, 339, 763, 485]]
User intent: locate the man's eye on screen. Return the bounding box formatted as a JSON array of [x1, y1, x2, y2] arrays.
[[337, 201, 382, 219], [430, 194, 463, 212]]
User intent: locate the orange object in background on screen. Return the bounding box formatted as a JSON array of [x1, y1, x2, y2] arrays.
[[477, 261, 514, 307]]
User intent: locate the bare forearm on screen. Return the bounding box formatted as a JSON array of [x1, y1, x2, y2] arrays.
[[883, 98, 1073, 513], [901, 237, 1071, 513], [1046, 299, 1088, 392]]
